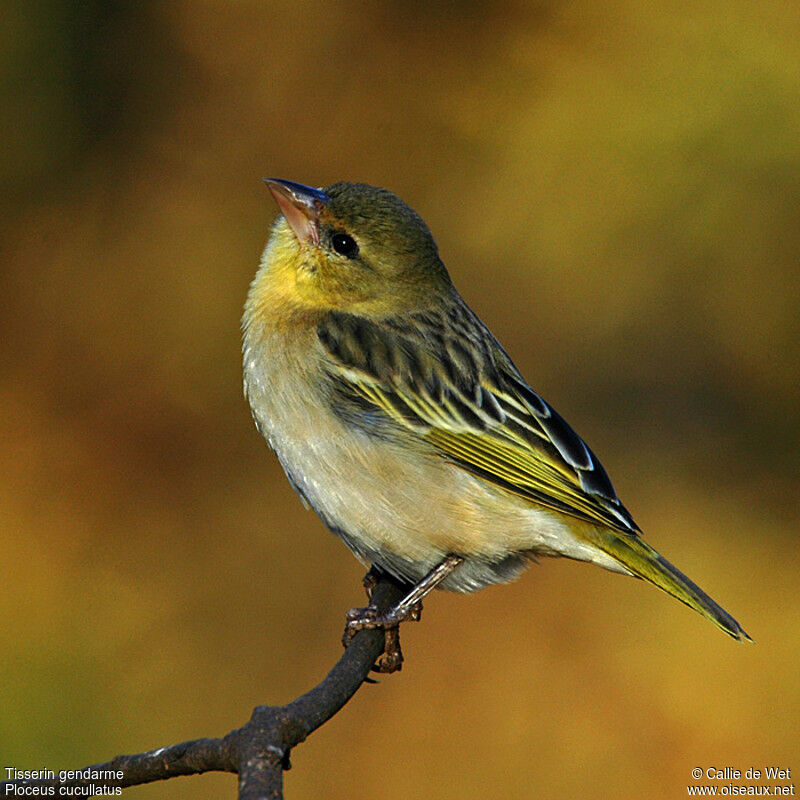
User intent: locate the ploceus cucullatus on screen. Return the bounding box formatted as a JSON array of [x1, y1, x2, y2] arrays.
[[242, 179, 750, 670]]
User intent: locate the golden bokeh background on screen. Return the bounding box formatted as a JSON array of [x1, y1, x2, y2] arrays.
[[2, 2, 798, 797]]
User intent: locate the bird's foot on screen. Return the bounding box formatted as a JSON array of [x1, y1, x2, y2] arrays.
[[342, 600, 424, 673], [343, 555, 463, 674]]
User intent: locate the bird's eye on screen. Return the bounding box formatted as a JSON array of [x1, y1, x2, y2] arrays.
[[331, 232, 359, 259]]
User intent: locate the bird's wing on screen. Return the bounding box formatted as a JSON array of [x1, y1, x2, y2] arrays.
[[317, 304, 638, 533]]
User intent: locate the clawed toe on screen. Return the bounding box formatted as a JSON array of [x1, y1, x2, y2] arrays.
[[342, 605, 382, 647], [362, 567, 381, 601], [373, 626, 403, 673], [341, 603, 414, 674]]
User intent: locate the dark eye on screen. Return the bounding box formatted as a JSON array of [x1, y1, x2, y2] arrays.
[[331, 232, 359, 259]]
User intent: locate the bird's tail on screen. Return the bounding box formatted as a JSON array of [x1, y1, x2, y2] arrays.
[[588, 528, 751, 642]]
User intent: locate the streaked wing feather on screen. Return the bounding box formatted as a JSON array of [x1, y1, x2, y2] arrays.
[[318, 304, 637, 533]]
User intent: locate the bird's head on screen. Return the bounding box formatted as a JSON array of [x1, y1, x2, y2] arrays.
[[256, 179, 452, 318]]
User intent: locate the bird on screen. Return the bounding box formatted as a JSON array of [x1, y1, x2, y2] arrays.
[[242, 178, 750, 670]]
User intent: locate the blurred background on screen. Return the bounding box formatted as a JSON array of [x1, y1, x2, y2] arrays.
[[1, 1, 798, 797]]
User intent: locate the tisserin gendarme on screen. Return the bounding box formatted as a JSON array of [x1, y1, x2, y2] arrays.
[[242, 178, 750, 672]]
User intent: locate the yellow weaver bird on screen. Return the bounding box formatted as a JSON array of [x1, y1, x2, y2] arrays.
[[243, 179, 749, 669]]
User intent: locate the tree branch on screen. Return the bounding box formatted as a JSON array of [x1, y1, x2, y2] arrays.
[[4, 573, 409, 800]]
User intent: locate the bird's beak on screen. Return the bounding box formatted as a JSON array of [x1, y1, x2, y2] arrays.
[[263, 178, 330, 247]]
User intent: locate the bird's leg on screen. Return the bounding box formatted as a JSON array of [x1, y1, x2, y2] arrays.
[[343, 554, 465, 673]]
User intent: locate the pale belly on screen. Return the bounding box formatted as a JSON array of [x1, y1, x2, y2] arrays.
[[243, 328, 623, 591]]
